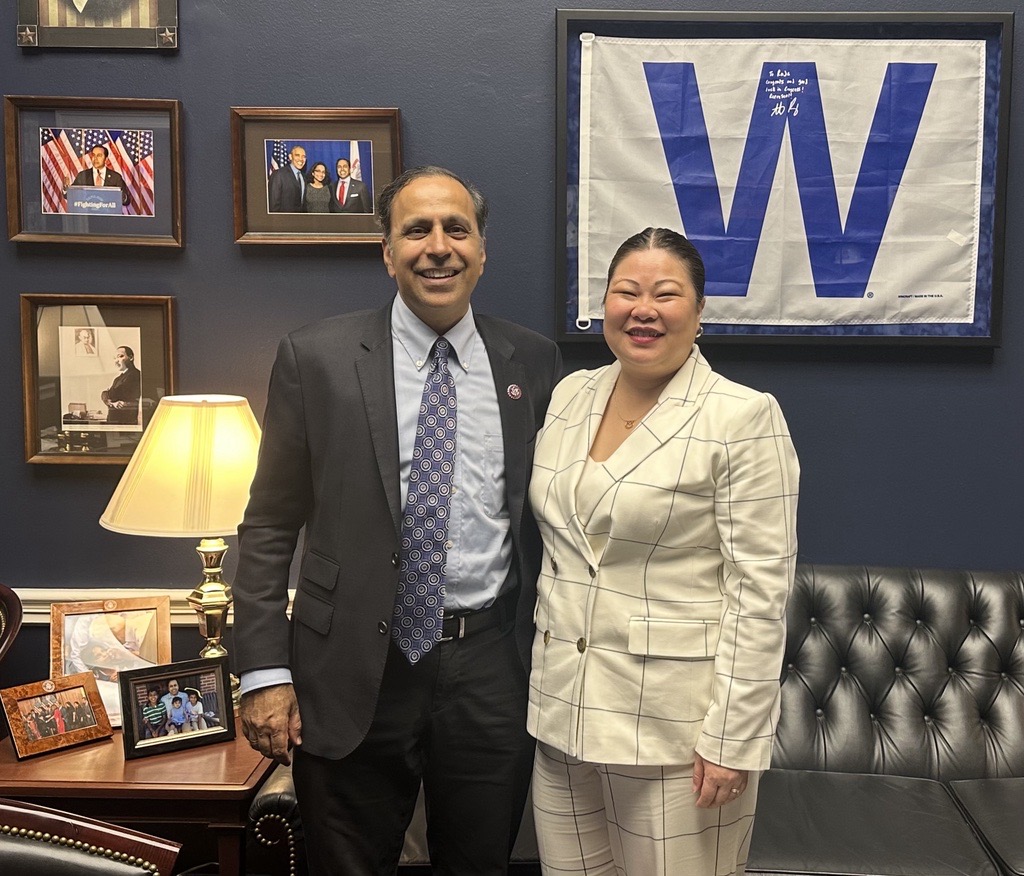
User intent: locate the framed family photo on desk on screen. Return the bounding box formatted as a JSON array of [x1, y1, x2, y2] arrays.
[[50, 596, 171, 727], [119, 657, 235, 760], [0, 672, 112, 760]]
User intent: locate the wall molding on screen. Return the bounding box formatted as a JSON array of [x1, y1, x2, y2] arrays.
[[14, 588, 295, 626]]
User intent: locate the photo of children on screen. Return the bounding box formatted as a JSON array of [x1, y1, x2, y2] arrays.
[[130, 669, 224, 749]]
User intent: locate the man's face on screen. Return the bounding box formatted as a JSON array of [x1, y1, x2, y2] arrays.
[[289, 147, 306, 171], [336, 160, 351, 179], [114, 347, 130, 371], [89, 147, 107, 170], [382, 176, 486, 334], [167, 680, 179, 695]]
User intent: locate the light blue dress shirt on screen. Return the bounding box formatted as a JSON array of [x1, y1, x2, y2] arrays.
[[241, 296, 511, 695]]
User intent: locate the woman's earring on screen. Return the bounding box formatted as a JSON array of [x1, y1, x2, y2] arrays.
[[696, 325, 704, 338]]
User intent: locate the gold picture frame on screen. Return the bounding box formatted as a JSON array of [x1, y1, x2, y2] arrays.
[[50, 596, 171, 727]]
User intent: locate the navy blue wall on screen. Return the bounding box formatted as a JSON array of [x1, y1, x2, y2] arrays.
[[2, 1, 1023, 686]]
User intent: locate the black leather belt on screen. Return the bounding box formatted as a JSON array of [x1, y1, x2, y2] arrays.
[[440, 587, 518, 642]]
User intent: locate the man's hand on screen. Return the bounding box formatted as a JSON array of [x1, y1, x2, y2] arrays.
[[692, 751, 749, 809], [240, 684, 302, 765]]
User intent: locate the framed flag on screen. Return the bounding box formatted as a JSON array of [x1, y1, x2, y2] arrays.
[[557, 11, 1012, 344], [4, 96, 183, 247], [16, 0, 178, 50], [231, 106, 403, 244]]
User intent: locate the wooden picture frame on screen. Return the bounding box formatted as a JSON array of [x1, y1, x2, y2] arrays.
[[16, 0, 178, 50], [1, 672, 113, 760], [5, 95, 183, 246], [119, 657, 236, 760], [231, 106, 402, 244], [21, 294, 176, 464], [50, 596, 172, 728], [557, 11, 1012, 344]]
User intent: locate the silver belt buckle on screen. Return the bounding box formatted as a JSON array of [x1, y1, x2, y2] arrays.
[[438, 615, 466, 643]]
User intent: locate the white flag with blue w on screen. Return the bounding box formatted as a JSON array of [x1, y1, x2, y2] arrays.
[[577, 35, 987, 329]]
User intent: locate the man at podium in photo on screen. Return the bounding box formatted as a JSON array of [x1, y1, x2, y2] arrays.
[[63, 145, 129, 206]]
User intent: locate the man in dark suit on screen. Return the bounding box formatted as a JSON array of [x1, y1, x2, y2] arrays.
[[63, 144, 128, 206], [330, 157, 373, 213], [234, 165, 561, 874], [267, 145, 307, 213]]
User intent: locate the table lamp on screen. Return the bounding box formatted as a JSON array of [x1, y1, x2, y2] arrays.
[[99, 395, 261, 690]]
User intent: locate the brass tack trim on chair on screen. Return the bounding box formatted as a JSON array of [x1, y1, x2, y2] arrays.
[[253, 812, 297, 876], [0, 823, 162, 873]]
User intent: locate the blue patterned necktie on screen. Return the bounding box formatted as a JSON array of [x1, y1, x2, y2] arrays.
[[392, 338, 457, 664]]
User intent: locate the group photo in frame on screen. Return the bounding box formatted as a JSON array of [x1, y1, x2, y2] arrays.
[[231, 106, 402, 244], [557, 11, 1012, 344], [21, 294, 176, 464], [50, 596, 172, 728], [118, 657, 235, 760], [5, 95, 183, 246], [0, 672, 112, 760], [16, 0, 178, 50]]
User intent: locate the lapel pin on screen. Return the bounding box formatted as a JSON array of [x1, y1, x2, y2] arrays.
[[507, 384, 522, 400]]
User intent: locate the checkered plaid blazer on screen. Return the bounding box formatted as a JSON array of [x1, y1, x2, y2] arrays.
[[527, 347, 799, 769]]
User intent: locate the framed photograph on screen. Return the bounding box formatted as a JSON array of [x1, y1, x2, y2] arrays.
[[5, 95, 183, 246], [21, 294, 175, 464], [1, 672, 113, 760], [119, 657, 236, 760], [50, 596, 172, 727], [231, 107, 402, 244], [16, 1, 178, 50], [557, 11, 1012, 344]]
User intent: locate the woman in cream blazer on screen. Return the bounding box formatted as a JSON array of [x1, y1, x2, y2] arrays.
[[528, 228, 799, 876]]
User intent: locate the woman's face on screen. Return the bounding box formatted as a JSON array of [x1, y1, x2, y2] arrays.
[[603, 247, 704, 382], [311, 164, 327, 184]]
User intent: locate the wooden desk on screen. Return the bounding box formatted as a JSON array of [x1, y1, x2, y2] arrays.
[[0, 719, 274, 876]]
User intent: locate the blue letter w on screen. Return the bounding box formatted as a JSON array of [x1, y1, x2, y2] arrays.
[[644, 61, 935, 297]]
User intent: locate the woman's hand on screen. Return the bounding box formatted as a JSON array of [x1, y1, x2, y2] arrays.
[[692, 751, 749, 808]]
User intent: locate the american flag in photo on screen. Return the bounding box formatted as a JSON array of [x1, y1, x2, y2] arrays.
[[39, 127, 85, 214], [112, 129, 155, 217], [269, 140, 290, 176]]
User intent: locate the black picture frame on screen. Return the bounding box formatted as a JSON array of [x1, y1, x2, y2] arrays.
[[118, 657, 235, 760], [21, 294, 176, 465], [5, 95, 184, 247], [17, 0, 178, 50], [231, 106, 403, 244], [557, 11, 1012, 345]]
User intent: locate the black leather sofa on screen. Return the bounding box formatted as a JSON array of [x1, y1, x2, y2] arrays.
[[247, 564, 1024, 875]]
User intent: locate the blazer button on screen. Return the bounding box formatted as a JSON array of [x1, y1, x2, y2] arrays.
[[378, 621, 388, 635], [391, 553, 400, 569], [577, 637, 587, 653], [544, 630, 551, 644]]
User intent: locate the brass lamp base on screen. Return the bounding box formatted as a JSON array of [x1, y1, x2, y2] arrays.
[[186, 537, 241, 705]]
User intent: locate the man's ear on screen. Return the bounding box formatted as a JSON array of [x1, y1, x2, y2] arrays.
[[381, 237, 396, 278]]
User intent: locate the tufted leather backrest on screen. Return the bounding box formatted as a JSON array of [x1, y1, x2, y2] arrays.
[[772, 564, 1024, 781]]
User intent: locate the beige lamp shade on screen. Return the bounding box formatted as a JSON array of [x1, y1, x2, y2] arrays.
[[100, 394, 261, 538]]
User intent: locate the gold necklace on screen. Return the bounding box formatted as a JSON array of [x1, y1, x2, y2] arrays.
[[615, 407, 644, 430]]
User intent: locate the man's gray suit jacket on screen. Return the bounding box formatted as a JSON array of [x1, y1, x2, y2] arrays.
[[234, 303, 561, 759]]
